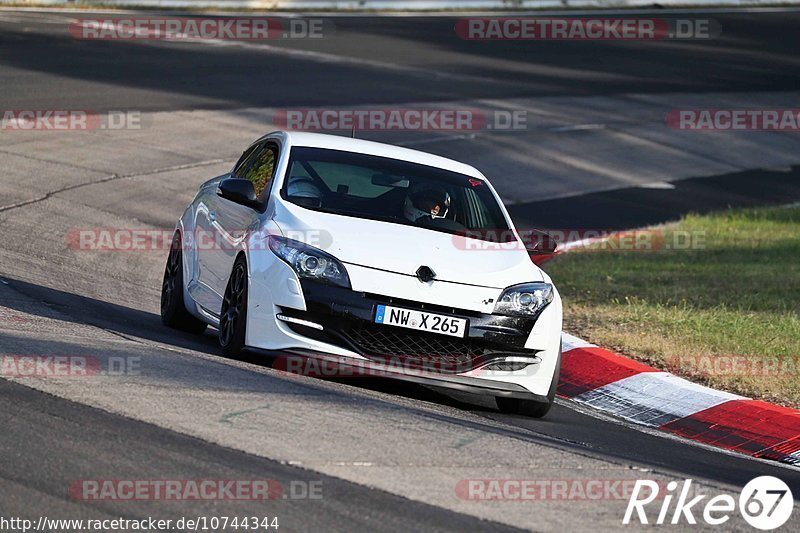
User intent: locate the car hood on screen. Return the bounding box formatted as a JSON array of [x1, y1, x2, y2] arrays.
[[272, 201, 543, 289]]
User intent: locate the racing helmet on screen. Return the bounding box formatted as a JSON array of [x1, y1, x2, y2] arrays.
[[404, 185, 450, 222], [286, 176, 322, 208]]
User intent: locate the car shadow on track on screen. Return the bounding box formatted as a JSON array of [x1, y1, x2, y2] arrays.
[[0, 276, 498, 414], [0, 276, 220, 353]]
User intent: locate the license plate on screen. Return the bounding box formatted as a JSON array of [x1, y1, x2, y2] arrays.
[[374, 305, 468, 338]]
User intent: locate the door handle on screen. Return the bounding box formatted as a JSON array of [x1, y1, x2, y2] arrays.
[[208, 212, 217, 222]]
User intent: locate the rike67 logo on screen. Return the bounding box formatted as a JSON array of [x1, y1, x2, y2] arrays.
[[624, 476, 793, 530]]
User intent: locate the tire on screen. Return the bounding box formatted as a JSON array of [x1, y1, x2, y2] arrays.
[[161, 232, 208, 334], [496, 341, 562, 418], [219, 255, 248, 357]]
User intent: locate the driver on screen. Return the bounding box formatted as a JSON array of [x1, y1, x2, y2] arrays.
[[403, 185, 451, 223]]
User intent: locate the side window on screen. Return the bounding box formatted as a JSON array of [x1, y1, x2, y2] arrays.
[[232, 145, 259, 179], [243, 145, 277, 199]]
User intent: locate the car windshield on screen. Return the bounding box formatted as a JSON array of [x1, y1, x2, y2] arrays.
[[282, 147, 512, 240]]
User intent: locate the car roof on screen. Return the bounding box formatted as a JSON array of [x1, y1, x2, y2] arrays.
[[268, 130, 485, 180]]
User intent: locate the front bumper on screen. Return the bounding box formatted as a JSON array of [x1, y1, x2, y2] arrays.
[[262, 346, 549, 401], [277, 280, 543, 374]]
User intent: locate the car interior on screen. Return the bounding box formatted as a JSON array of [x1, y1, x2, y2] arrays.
[[282, 149, 510, 236]]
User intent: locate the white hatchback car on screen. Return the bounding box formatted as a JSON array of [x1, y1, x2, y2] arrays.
[[161, 131, 562, 417]]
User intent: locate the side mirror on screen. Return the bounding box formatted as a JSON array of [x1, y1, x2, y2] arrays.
[[527, 229, 558, 255], [218, 178, 260, 209]]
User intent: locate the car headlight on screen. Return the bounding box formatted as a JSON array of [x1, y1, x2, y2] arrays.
[[493, 282, 554, 318], [268, 236, 351, 288]]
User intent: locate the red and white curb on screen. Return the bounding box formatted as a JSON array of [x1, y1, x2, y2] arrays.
[[558, 333, 800, 466]]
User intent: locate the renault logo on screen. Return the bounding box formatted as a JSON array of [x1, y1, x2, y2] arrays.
[[416, 266, 436, 283]]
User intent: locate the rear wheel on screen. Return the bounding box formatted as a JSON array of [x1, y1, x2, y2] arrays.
[[160, 232, 207, 334], [496, 342, 562, 418], [219, 255, 248, 357]]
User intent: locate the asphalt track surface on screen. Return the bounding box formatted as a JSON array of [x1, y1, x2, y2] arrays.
[[3, 10, 800, 111], [1, 8, 800, 532]]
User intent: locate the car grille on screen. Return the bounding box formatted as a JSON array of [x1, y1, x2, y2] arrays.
[[343, 323, 489, 373]]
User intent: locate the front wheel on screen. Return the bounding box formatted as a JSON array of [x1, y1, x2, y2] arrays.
[[219, 255, 248, 357], [496, 341, 562, 418]]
